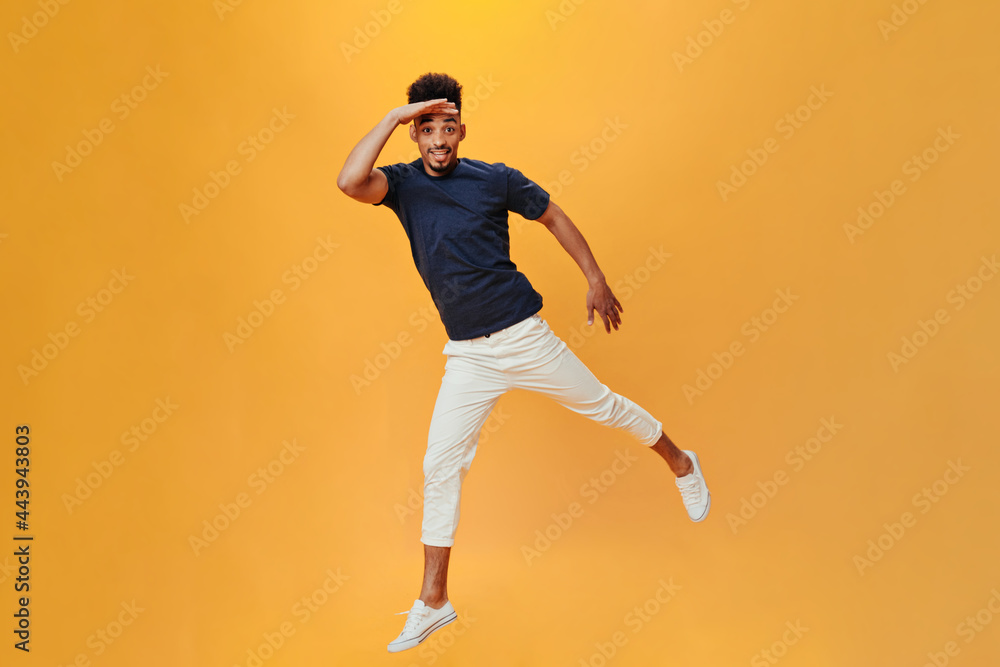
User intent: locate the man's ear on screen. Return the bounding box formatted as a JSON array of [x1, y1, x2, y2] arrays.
[[408, 123, 417, 142], [459, 123, 466, 141]]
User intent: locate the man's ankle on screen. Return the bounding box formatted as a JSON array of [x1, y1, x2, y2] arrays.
[[420, 595, 448, 609], [673, 453, 693, 477]]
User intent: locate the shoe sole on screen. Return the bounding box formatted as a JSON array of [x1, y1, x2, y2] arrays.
[[687, 451, 711, 523], [387, 610, 457, 653]]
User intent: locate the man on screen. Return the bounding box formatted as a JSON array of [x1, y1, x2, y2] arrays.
[[337, 72, 710, 653]]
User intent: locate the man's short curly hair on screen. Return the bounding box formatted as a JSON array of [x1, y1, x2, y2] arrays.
[[407, 72, 462, 113]]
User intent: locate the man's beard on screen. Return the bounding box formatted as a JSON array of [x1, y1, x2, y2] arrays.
[[427, 149, 452, 172]]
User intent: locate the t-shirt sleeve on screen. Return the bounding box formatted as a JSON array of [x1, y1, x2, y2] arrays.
[[371, 164, 399, 211], [505, 166, 550, 220]]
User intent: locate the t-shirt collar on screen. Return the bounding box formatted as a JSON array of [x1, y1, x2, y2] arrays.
[[415, 156, 463, 180]]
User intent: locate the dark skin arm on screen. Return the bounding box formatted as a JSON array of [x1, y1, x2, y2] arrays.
[[336, 98, 458, 203], [535, 200, 623, 333]]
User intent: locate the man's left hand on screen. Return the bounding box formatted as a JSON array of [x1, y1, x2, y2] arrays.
[[587, 278, 624, 333]]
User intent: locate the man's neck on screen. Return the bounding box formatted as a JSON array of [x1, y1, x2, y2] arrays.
[[422, 157, 460, 178]]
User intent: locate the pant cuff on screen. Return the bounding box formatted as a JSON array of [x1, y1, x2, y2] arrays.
[[421, 535, 455, 548], [640, 424, 664, 446]]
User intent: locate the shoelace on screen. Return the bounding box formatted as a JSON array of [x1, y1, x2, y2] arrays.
[[396, 604, 429, 635], [677, 475, 702, 504]]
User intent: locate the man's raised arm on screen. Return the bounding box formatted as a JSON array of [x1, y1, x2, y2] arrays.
[[336, 99, 457, 204]]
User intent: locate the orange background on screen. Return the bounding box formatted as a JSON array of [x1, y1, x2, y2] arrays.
[[3, 0, 999, 665]]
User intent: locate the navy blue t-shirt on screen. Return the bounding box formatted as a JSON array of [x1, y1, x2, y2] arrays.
[[373, 157, 551, 340]]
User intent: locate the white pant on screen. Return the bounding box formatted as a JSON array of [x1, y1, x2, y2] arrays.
[[421, 313, 663, 547]]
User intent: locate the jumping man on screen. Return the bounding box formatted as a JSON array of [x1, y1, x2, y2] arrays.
[[336, 72, 711, 653]]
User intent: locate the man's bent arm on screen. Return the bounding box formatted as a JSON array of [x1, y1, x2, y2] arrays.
[[336, 112, 398, 203], [337, 99, 458, 204], [536, 200, 623, 332]]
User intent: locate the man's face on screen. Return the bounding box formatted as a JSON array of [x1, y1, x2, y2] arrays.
[[410, 111, 465, 176]]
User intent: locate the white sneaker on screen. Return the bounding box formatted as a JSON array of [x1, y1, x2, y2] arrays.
[[675, 450, 710, 522], [387, 599, 457, 653]]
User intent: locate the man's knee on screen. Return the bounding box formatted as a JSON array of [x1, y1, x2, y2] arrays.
[[577, 388, 628, 423], [422, 452, 472, 487]]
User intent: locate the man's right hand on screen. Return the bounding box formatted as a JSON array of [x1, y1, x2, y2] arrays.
[[337, 99, 458, 203], [393, 98, 458, 126]]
